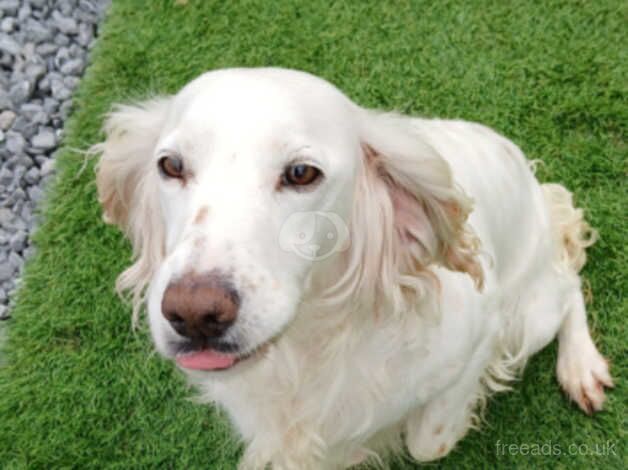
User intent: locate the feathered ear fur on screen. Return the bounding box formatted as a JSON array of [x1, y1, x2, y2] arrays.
[[327, 110, 483, 319], [91, 97, 171, 322]]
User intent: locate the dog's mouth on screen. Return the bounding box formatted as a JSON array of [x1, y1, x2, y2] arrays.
[[167, 320, 289, 372], [171, 339, 260, 371], [175, 349, 240, 370]]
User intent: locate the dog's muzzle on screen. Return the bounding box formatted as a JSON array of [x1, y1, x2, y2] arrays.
[[161, 271, 242, 370]]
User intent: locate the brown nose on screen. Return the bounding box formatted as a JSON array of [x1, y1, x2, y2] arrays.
[[161, 272, 240, 340]]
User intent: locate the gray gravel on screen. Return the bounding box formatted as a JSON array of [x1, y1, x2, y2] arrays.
[[0, 0, 110, 320]]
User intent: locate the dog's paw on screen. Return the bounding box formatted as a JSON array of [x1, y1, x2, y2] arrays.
[[407, 439, 455, 463], [557, 339, 613, 414], [405, 406, 470, 463]]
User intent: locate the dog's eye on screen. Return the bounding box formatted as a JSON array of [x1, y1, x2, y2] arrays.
[[158, 155, 184, 179], [282, 164, 322, 187]]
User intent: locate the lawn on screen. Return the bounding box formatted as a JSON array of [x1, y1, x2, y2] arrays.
[[0, 0, 625, 468]]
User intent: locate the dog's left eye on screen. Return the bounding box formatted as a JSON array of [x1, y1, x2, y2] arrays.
[[158, 155, 184, 179], [281, 164, 322, 188]]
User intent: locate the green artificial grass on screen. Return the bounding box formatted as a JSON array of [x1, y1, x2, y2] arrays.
[[0, 0, 626, 468]]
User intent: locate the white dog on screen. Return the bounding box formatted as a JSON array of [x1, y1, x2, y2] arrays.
[[93, 68, 612, 469]]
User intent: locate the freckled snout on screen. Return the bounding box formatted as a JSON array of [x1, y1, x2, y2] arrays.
[[161, 272, 240, 340]]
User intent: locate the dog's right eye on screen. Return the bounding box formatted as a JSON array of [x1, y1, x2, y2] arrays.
[[158, 155, 184, 179], [281, 163, 322, 188]]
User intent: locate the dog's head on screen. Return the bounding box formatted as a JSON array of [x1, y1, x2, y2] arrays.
[[95, 68, 482, 372]]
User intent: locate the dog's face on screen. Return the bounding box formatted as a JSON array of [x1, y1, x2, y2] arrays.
[[96, 68, 482, 373], [101, 69, 361, 369], [149, 70, 362, 367]]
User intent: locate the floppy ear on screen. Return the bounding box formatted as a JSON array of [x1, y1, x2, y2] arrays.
[[91, 97, 171, 322], [329, 110, 483, 319]]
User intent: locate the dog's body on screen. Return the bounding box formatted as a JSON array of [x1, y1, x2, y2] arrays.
[[94, 68, 612, 469]]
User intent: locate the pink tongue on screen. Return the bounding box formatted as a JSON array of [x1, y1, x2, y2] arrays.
[[176, 350, 236, 370]]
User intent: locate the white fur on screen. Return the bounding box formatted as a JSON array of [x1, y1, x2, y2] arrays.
[[93, 68, 612, 469]]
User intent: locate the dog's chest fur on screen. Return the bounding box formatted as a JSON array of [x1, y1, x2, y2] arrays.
[[198, 273, 494, 467]]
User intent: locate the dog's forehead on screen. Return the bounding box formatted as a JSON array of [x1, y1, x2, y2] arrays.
[[169, 68, 357, 147]]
